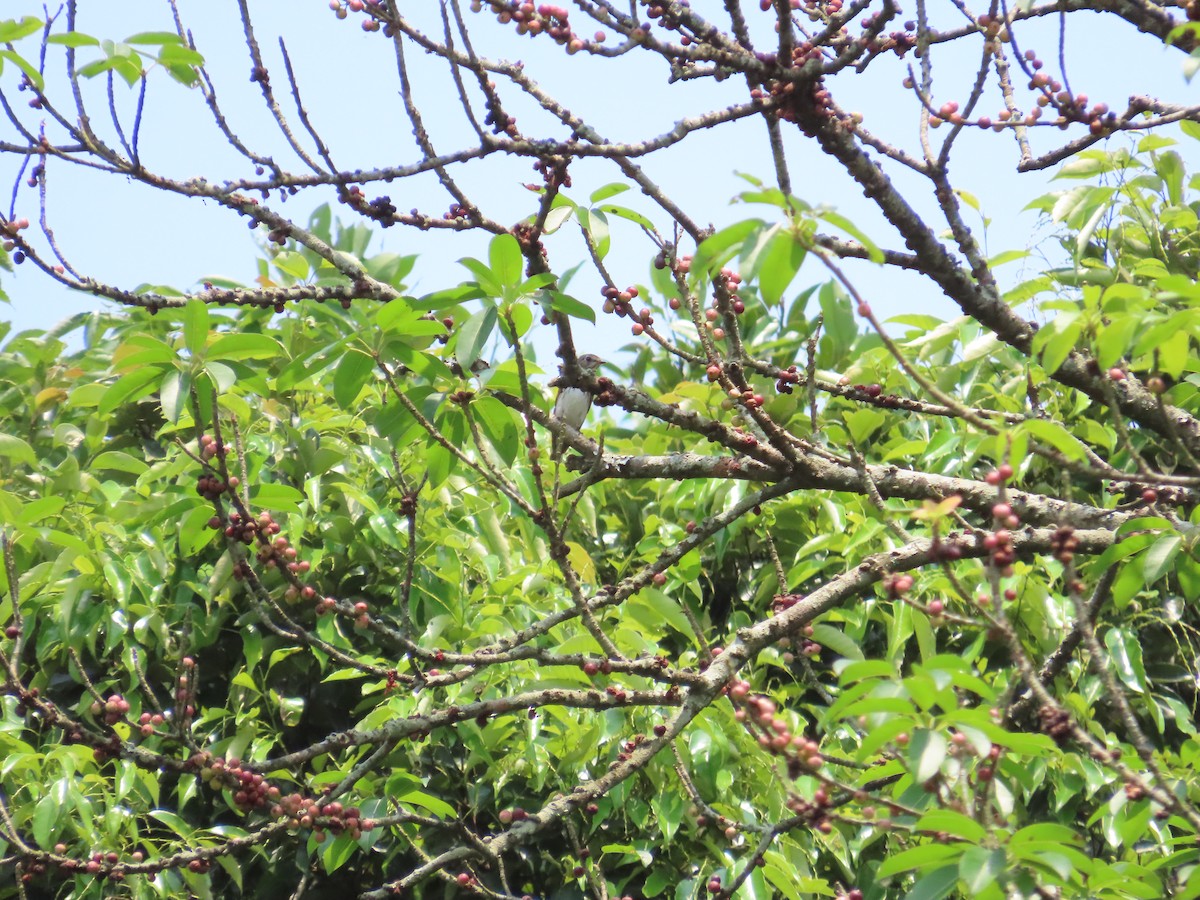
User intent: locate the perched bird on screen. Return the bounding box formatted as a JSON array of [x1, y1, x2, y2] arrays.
[[551, 353, 605, 459]]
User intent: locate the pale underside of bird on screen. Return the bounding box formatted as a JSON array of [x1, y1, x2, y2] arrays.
[[551, 353, 604, 459]]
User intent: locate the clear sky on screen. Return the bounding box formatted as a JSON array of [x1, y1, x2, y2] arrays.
[[0, 2, 1195, 363]]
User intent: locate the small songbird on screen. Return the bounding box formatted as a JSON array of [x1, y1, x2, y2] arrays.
[[551, 353, 605, 459]]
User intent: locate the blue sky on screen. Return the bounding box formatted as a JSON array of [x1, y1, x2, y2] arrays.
[[0, 2, 1195, 364]]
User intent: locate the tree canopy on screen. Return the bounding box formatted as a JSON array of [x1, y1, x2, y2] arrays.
[[3, 2, 1200, 899]]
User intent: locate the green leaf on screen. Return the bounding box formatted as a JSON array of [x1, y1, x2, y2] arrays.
[[99, 366, 164, 416], [691, 219, 765, 282], [89, 451, 149, 475], [273, 250, 310, 281], [159, 369, 188, 422], [47, 32, 100, 47], [1104, 628, 1148, 694], [472, 395, 520, 465], [489, 233, 523, 288], [123, 31, 184, 45], [1010, 823, 1082, 845], [904, 865, 961, 900], [393, 788, 455, 818], [0, 17, 42, 42], [32, 791, 59, 848], [628, 589, 694, 639], [0, 49, 44, 92], [318, 832, 357, 873], [544, 290, 596, 324], [456, 305, 497, 371], [909, 728, 948, 783], [1143, 533, 1182, 584], [578, 207, 611, 260], [916, 809, 987, 843], [1035, 319, 1081, 375], [590, 182, 630, 203], [251, 483, 306, 514], [1020, 419, 1089, 462], [843, 408, 885, 445], [598, 204, 656, 231], [516, 273, 557, 295], [1095, 316, 1141, 370], [808, 623, 864, 660], [959, 847, 1006, 894], [205, 360, 236, 392], [208, 333, 283, 361], [0, 433, 37, 466], [877, 843, 964, 878], [333, 348, 376, 409], [816, 209, 883, 263], [183, 298, 209, 356], [459, 258, 503, 297], [755, 227, 808, 306], [543, 202, 574, 234]]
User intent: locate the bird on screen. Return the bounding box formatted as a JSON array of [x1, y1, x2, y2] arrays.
[[551, 353, 605, 459]]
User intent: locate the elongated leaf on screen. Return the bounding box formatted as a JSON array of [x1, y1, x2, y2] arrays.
[[123, 31, 184, 45], [817, 209, 883, 263], [544, 290, 596, 323], [1104, 628, 1148, 694], [99, 366, 163, 416], [489, 233, 523, 288], [1021, 419, 1089, 462], [909, 728, 948, 783], [208, 333, 283, 361], [598, 203, 656, 231], [183, 297, 209, 356], [333, 348, 376, 409], [904, 865, 960, 900], [809, 622, 864, 660], [456, 305, 497, 372], [0, 17, 42, 42], [1143, 533, 1182, 584], [47, 32, 100, 47], [458, 258, 502, 297], [690, 219, 765, 282], [877, 843, 964, 879], [590, 182, 630, 203], [916, 810, 987, 843], [0, 49, 44, 91], [159, 368, 188, 422], [756, 227, 807, 306], [0, 433, 36, 466]]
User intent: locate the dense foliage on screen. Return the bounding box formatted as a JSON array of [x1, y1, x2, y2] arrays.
[[3, 2, 1200, 899]]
